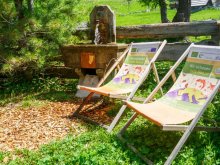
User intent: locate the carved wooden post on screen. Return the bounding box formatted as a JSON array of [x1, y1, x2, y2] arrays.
[[90, 5, 116, 44]]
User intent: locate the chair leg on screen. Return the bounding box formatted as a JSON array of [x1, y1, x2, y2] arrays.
[[152, 63, 163, 95], [71, 92, 95, 117], [164, 111, 205, 164], [118, 112, 139, 135], [164, 126, 194, 165], [165, 82, 220, 164], [107, 105, 127, 132], [117, 112, 155, 164]]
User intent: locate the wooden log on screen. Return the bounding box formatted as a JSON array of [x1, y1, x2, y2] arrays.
[[74, 20, 219, 39], [116, 21, 218, 39]]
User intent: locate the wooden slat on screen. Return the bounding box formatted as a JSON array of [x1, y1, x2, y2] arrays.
[[162, 125, 220, 131], [109, 94, 146, 102]]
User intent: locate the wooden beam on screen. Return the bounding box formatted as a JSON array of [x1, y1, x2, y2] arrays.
[[162, 125, 220, 132], [116, 21, 218, 39], [74, 20, 219, 39]]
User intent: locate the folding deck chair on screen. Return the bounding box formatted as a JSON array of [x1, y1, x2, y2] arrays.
[[117, 43, 220, 165], [72, 40, 167, 132]]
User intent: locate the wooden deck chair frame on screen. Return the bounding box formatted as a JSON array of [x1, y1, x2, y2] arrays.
[[71, 40, 167, 132], [117, 43, 220, 165]]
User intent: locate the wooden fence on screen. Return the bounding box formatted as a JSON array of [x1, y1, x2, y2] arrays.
[[76, 20, 220, 43]]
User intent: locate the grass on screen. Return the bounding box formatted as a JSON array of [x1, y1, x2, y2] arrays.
[[117, 8, 220, 26], [82, 0, 220, 26], [1, 0, 220, 164], [191, 8, 220, 22], [1, 62, 220, 164]]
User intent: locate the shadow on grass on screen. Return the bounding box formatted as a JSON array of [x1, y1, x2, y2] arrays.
[[115, 115, 220, 164], [1, 108, 220, 165], [35, 91, 76, 102], [1, 77, 220, 164]]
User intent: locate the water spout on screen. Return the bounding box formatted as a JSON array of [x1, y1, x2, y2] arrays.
[[94, 21, 101, 45]]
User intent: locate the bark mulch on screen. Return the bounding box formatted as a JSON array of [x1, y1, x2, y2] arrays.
[[0, 100, 113, 152]]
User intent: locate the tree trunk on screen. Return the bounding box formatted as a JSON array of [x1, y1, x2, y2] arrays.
[[27, 0, 34, 13], [159, 0, 169, 23], [172, 0, 191, 22], [14, 0, 24, 19], [185, 0, 191, 22]]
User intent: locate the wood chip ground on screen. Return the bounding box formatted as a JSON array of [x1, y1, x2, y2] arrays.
[[0, 100, 113, 151]]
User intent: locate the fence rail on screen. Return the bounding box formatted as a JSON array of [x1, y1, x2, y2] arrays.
[[48, 20, 220, 78], [75, 20, 220, 45]]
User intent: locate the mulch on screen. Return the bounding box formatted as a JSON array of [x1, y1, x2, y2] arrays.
[[0, 99, 113, 151]]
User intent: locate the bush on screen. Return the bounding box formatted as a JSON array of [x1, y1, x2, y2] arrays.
[[0, 0, 89, 79]]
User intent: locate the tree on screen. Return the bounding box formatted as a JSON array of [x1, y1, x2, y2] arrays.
[[159, 0, 169, 23], [27, 0, 34, 13], [172, 0, 191, 22], [0, 0, 87, 78], [139, 0, 191, 23], [14, 0, 24, 19], [138, 0, 158, 10]]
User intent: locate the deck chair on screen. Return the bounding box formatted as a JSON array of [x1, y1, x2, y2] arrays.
[[72, 40, 167, 132], [117, 43, 220, 165]]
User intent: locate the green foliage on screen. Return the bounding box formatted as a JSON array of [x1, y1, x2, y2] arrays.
[[138, 0, 159, 9], [0, 0, 88, 77]]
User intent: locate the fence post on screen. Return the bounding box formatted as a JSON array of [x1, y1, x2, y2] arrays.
[[218, 21, 220, 46], [211, 21, 220, 46]]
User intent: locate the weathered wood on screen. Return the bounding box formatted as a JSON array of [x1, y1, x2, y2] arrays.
[[44, 66, 77, 78], [44, 43, 189, 78], [211, 21, 220, 45], [90, 5, 116, 44], [162, 125, 220, 132], [48, 42, 217, 78], [117, 20, 218, 39], [74, 20, 219, 39], [61, 44, 125, 69]]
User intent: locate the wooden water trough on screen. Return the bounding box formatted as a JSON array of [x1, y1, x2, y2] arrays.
[[49, 19, 220, 78]]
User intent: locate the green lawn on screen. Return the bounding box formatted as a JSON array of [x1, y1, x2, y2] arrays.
[[83, 0, 220, 26], [117, 8, 220, 26], [1, 62, 220, 165]]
